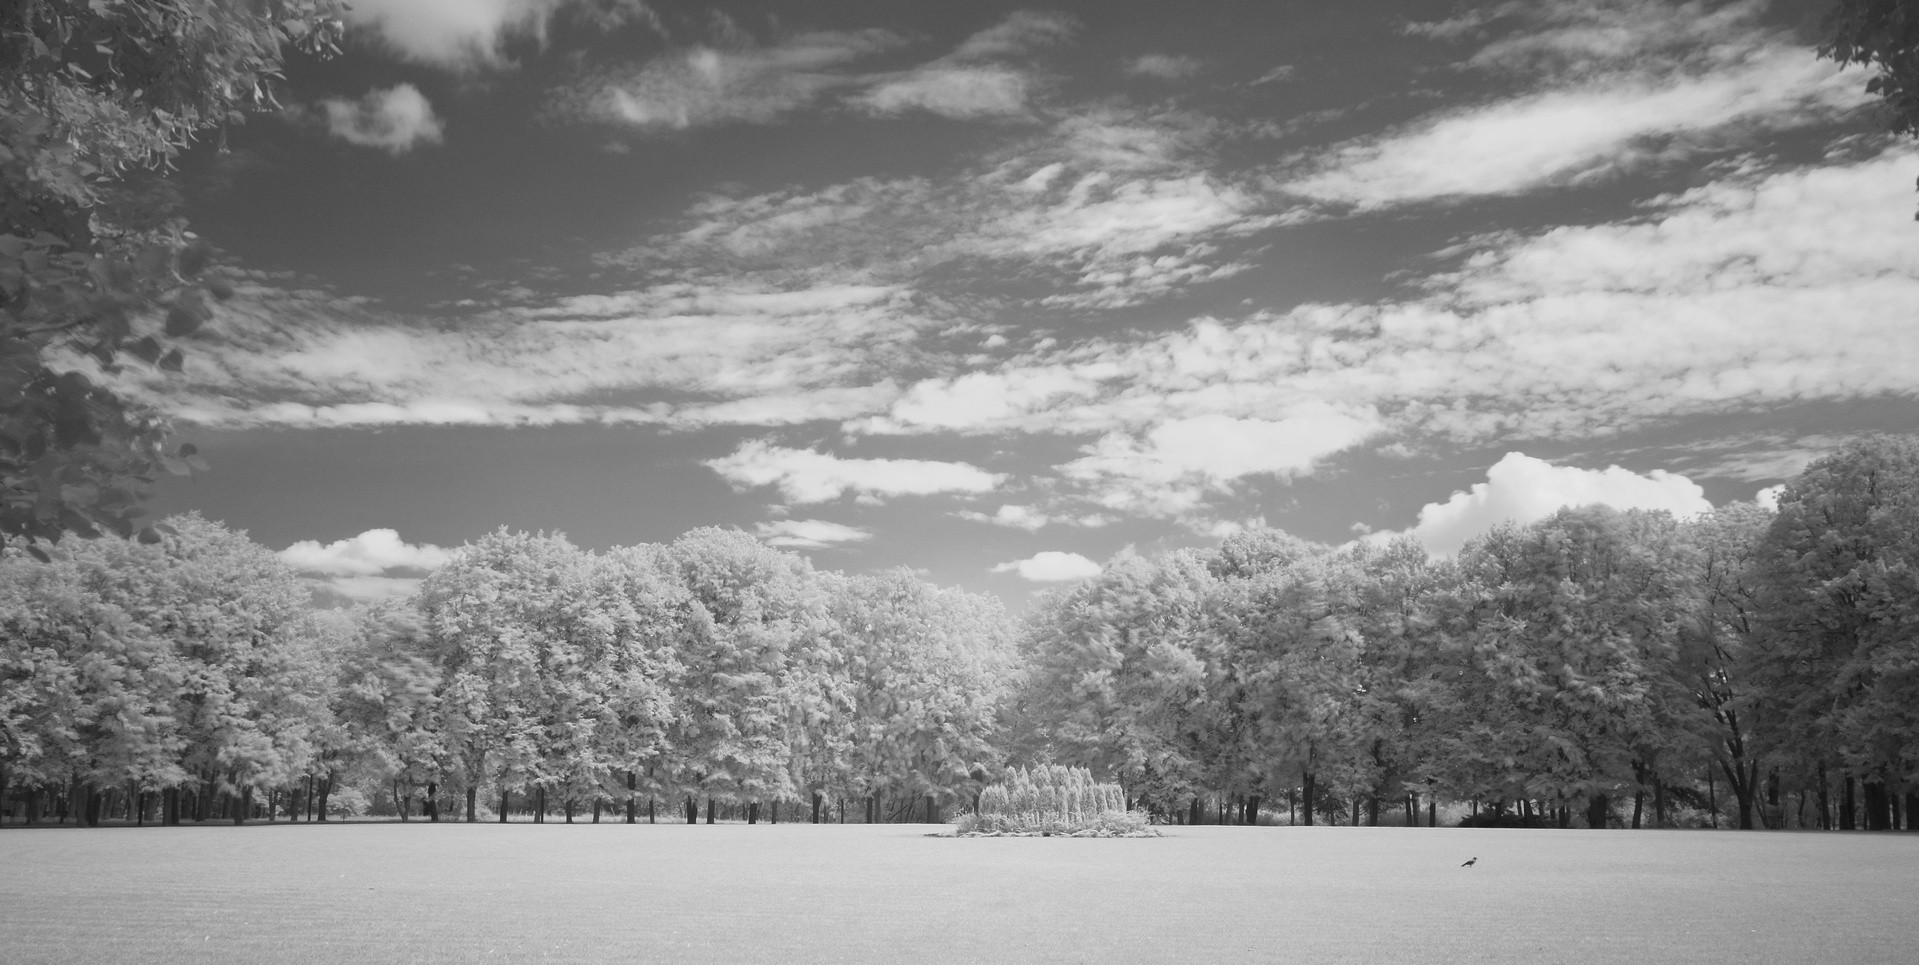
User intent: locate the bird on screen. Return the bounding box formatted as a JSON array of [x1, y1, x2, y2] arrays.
[[1461, 857, 1477, 868]]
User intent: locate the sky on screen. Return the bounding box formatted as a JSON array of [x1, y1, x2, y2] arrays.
[[114, 0, 1919, 607]]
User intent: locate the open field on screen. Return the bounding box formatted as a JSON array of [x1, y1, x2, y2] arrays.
[[2, 823, 1914, 964]]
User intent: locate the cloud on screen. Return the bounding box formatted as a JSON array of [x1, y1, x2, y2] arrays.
[[573, 30, 902, 131], [280, 528, 456, 576], [320, 85, 446, 154], [346, 0, 565, 68], [753, 519, 873, 549], [99, 279, 929, 430], [1753, 484, 1786, 512], [1127, 54, 1202, 80], [558, 10, 1073, 131], [1285, 0, 1868, 209], [992, 550, 1102, 582], [705, 441, 1004, 504], [855, 64, 1035, 119], [1395, 452, 1713, 555], [310, 575, 429, 605], [1059, 405, 1382, 517], [956, 504, 1050, 531], [949, 11, 1076, 61]]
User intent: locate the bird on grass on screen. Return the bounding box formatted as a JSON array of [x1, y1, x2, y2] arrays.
[[1461, 857, 1478, 868]]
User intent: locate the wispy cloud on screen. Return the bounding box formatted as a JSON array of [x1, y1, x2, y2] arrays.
[[754, 518, 873, 549], [321, 84, 446, 154], [705, 441, 1004, 505], [557, 10, 1074, 131], [565, 29, 903, 131], [1127, 54, 1203, 80], [1285, 0, 1867, 209]]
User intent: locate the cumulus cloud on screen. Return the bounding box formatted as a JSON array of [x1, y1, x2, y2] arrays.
[[705, 441, 1004, 504], [1394, 452, 1712, 555], [280, 528, 456, 576], [753, 518, 873, 549], [992, 550, 1102, 582], [320, 85, 446, 154], [1754, 483, 1786, 512]]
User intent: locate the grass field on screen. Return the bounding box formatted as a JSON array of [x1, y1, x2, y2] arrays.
[[2, 822, 1914, 963]]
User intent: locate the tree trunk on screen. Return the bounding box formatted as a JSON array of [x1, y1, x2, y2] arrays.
[[1586, 794, 1609, 829], [747, 802, 759, 825], [1301, 772, 1316, 826], [464, 787, 476, 823], [394, 781, 408, 822], [705, 798, 715, 825], [771, 800, 778, 824], [1365, 794, 1378, 827], [925, 794, 937, 824], [648, 798, 655, 824], [1632, 788, 1643, 829], [685, 795, 697, 824], [626, 772, 637, 825], [1247, 794, 1261, 827], [593, 798, 601, 824], [1863, 778, 1891, 831], [1841, 776, 1857, 830], [317, 776, 332, 822], [500, 788, 510, 823], [233, 786, 252, 825], [1428, 794, 1436, 828], [427, 782, 438, 822], [1653, 777, 1667, 829], [1905, 792, 1919, 832], [1188, 796, 1202, 827], [813, 792, 823, 824], [1707, 767, 1719, 829]]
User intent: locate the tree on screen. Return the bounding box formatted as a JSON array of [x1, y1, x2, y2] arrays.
[[830, 569, 1014, 822], [1211, 539, 1365, 826], [663, 528, 820, 821], [1750, 436, 1919, 831], [1436, 508, 1699, 828], [1822, 0, 1919, 137], [1019, 550, 1218, 819], [1, 512, 329, 825], [1, 1, 343, 543], [1678, 502, 1775, 829]]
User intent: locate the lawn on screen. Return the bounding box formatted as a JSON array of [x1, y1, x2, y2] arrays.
[[1, 822, 1913, 964]]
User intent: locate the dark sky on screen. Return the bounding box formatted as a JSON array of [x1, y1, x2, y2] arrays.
[[118, 0, 1919, 605]]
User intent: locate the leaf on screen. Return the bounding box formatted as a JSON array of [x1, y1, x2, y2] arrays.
[[164, 304, 202, 338], [127, 336, 163, 364], [178, 241, 212, 278]]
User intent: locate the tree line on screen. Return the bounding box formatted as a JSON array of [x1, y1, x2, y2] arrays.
[[1, 524, 1014, 826], [3, 436, 1916, 830], [1019, 436, 1919, 831]]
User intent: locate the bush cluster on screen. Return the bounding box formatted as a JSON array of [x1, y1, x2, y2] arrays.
[[952, 765, 1157, 837]]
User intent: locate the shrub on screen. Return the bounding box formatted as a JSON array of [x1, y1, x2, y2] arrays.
[[952, 765, 1158, 837]]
